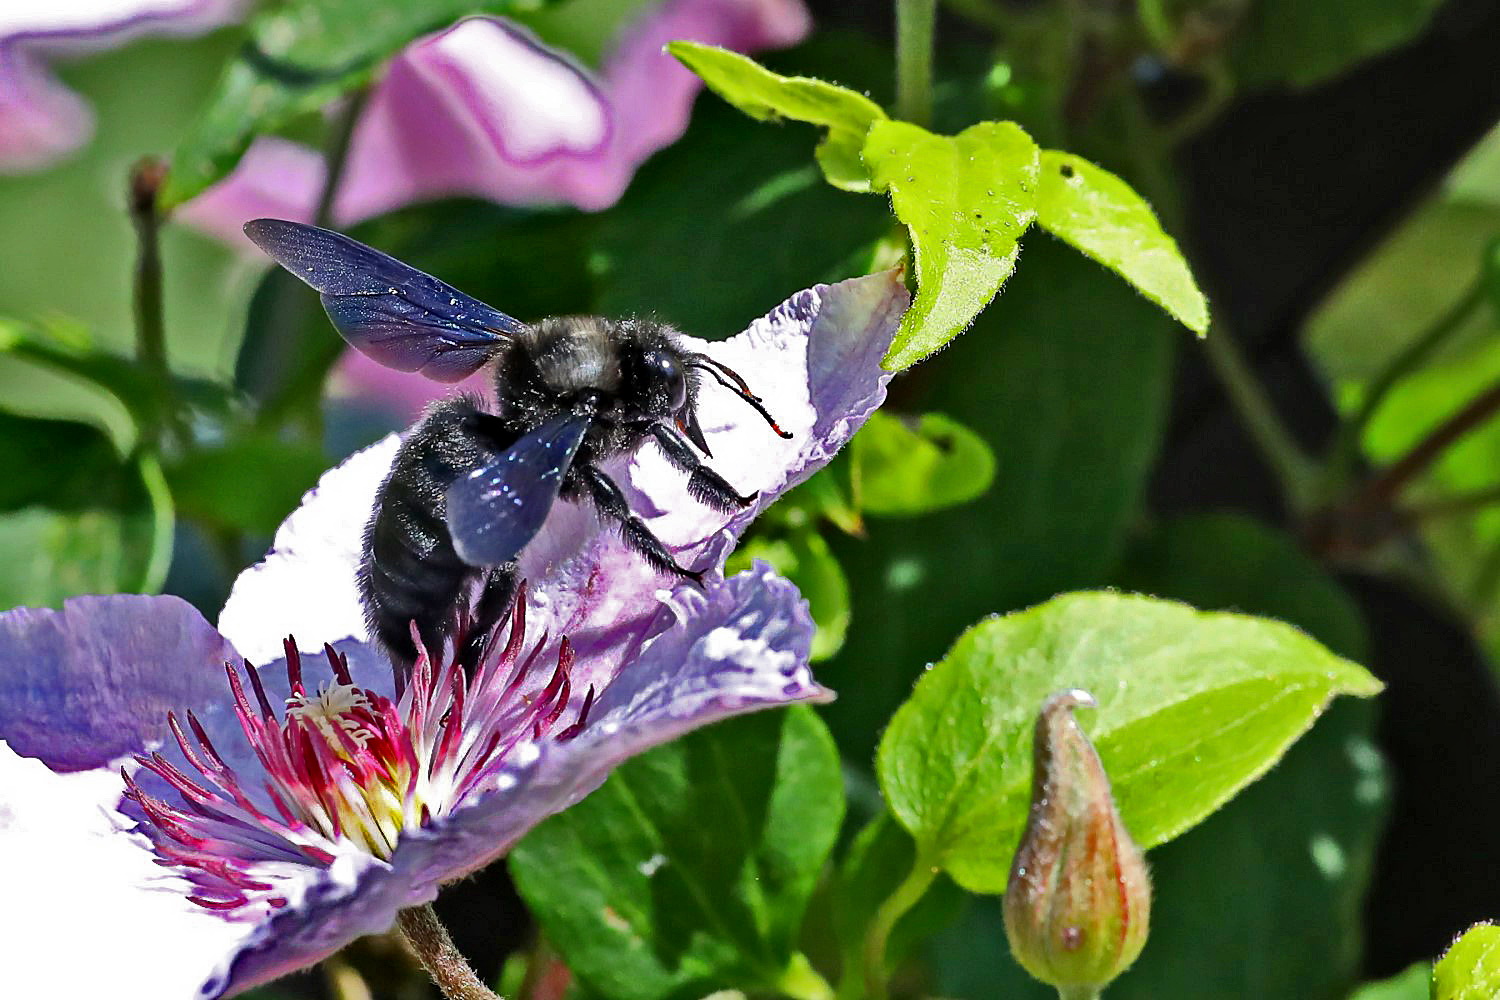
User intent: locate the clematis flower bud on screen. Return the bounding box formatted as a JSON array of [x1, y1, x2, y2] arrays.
[[1003, 689, 1151, 996]]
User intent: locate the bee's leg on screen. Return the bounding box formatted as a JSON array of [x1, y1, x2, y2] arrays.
[[577, 464, 704, 585], [456, 563, 518, 675], [647, 423, 756, 513]]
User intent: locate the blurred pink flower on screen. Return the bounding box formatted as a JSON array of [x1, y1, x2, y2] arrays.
[[183, 0, 809, 422], [182, 0, 810, 242], [0, 0, 240, 171]]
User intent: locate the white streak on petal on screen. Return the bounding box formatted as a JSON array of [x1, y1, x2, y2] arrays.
[[424, 19, 607, 161], [0, 743, 252, 999], [218, 436, 397, 663]]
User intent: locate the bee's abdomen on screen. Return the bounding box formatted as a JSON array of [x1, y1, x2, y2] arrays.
[[359, 397, 510, 667]]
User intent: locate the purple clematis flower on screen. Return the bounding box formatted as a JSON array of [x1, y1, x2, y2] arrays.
[[0, 0, 241, 172], [0, 270, 907, 998], [181, 0, 809, 245]]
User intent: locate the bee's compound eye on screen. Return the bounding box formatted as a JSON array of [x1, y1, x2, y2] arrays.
[[643, 348, 688, 412]]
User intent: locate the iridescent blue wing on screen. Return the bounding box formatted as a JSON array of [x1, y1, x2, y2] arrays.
[[243, 218, 526, 383], [446, 413, 590, 566]]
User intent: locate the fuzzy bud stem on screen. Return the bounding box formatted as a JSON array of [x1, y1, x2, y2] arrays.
[[397, 903, 502, 1000]]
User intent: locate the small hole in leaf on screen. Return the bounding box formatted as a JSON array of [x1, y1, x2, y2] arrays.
[[1059, 164, 1075, 178]]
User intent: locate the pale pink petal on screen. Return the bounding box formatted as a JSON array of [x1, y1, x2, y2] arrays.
[[565, 0, 812, 205], [175, 137, 325, 246], [333, 17, 613, 222], [0, 0, 242, 172], [182, 0, 810, 245]]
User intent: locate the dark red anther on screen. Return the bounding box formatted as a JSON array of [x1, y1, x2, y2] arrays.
[[167, 713, 224, 785], [244, 661, 279, 720], [185, 711, 229, 771], [283, 639, 304, 696], [503, 630, 550, 700], [499, 582, 529, 665], [327, 644, 354, 685], [556, 685, 597, 742]]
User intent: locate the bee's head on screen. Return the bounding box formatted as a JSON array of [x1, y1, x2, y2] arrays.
[[625, 321, 792, 452]]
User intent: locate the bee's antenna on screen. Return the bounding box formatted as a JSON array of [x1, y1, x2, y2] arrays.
[[688, 355, 763, 401], [688, 359, 793, 439]]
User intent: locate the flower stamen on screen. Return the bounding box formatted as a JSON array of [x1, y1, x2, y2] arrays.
[[123, 585, 596, 916]]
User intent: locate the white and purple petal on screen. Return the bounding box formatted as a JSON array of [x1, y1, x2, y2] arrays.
[[0, 0, 241, 172], [0, 595, 254, 998], [0, 595, 235, 770]]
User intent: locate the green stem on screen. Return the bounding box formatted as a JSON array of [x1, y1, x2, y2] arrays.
[[1058, 988, 1102, 1000], [777, 953, 836, 1000], [396, 904, 501, 1000], [313, 87, 369, 228], [1323, 278, 1487, 496], [896, 0, 937, 127], [1360, 379, 1500, 506], [862, 852, 938, 1000], [255, 87, 369, 432], [129, 157, 181, 448], [1201, 321, 1321, 512], [1404, 483, 1500, 521]]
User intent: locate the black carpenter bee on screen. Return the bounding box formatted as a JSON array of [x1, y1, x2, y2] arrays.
[[244, 219, 790, 670]]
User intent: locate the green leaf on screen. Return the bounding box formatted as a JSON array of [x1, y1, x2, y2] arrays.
[[772, 464, 863, 537], [1230, 0, 1444, 89], [667, 42, 887, 193], [1035, 151, 1208, 335], [1105, 514, 1386, 1000], [832, 813, 968, 977], [850, 411, 996, 517], [1362, 336, 1500, 630], [862, 119, 1040, 370], [0, 454, 174, 607], [162, 0, 553, 207], [820, 238, 1173, 761], [726, 528, 850, 661], [0, 413, 120, 513], [1351, 964, 1432, 1000], [1435, 923, 1500, 1000], [166, 433, 329, 536], [0, 318, 236, 455], [1484, 235, 1500, 320], [875, 591, 1381, 893], [509, 707, 843, 1000], [928, 516, 1386, 999], [593, 83, 892, 338]]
